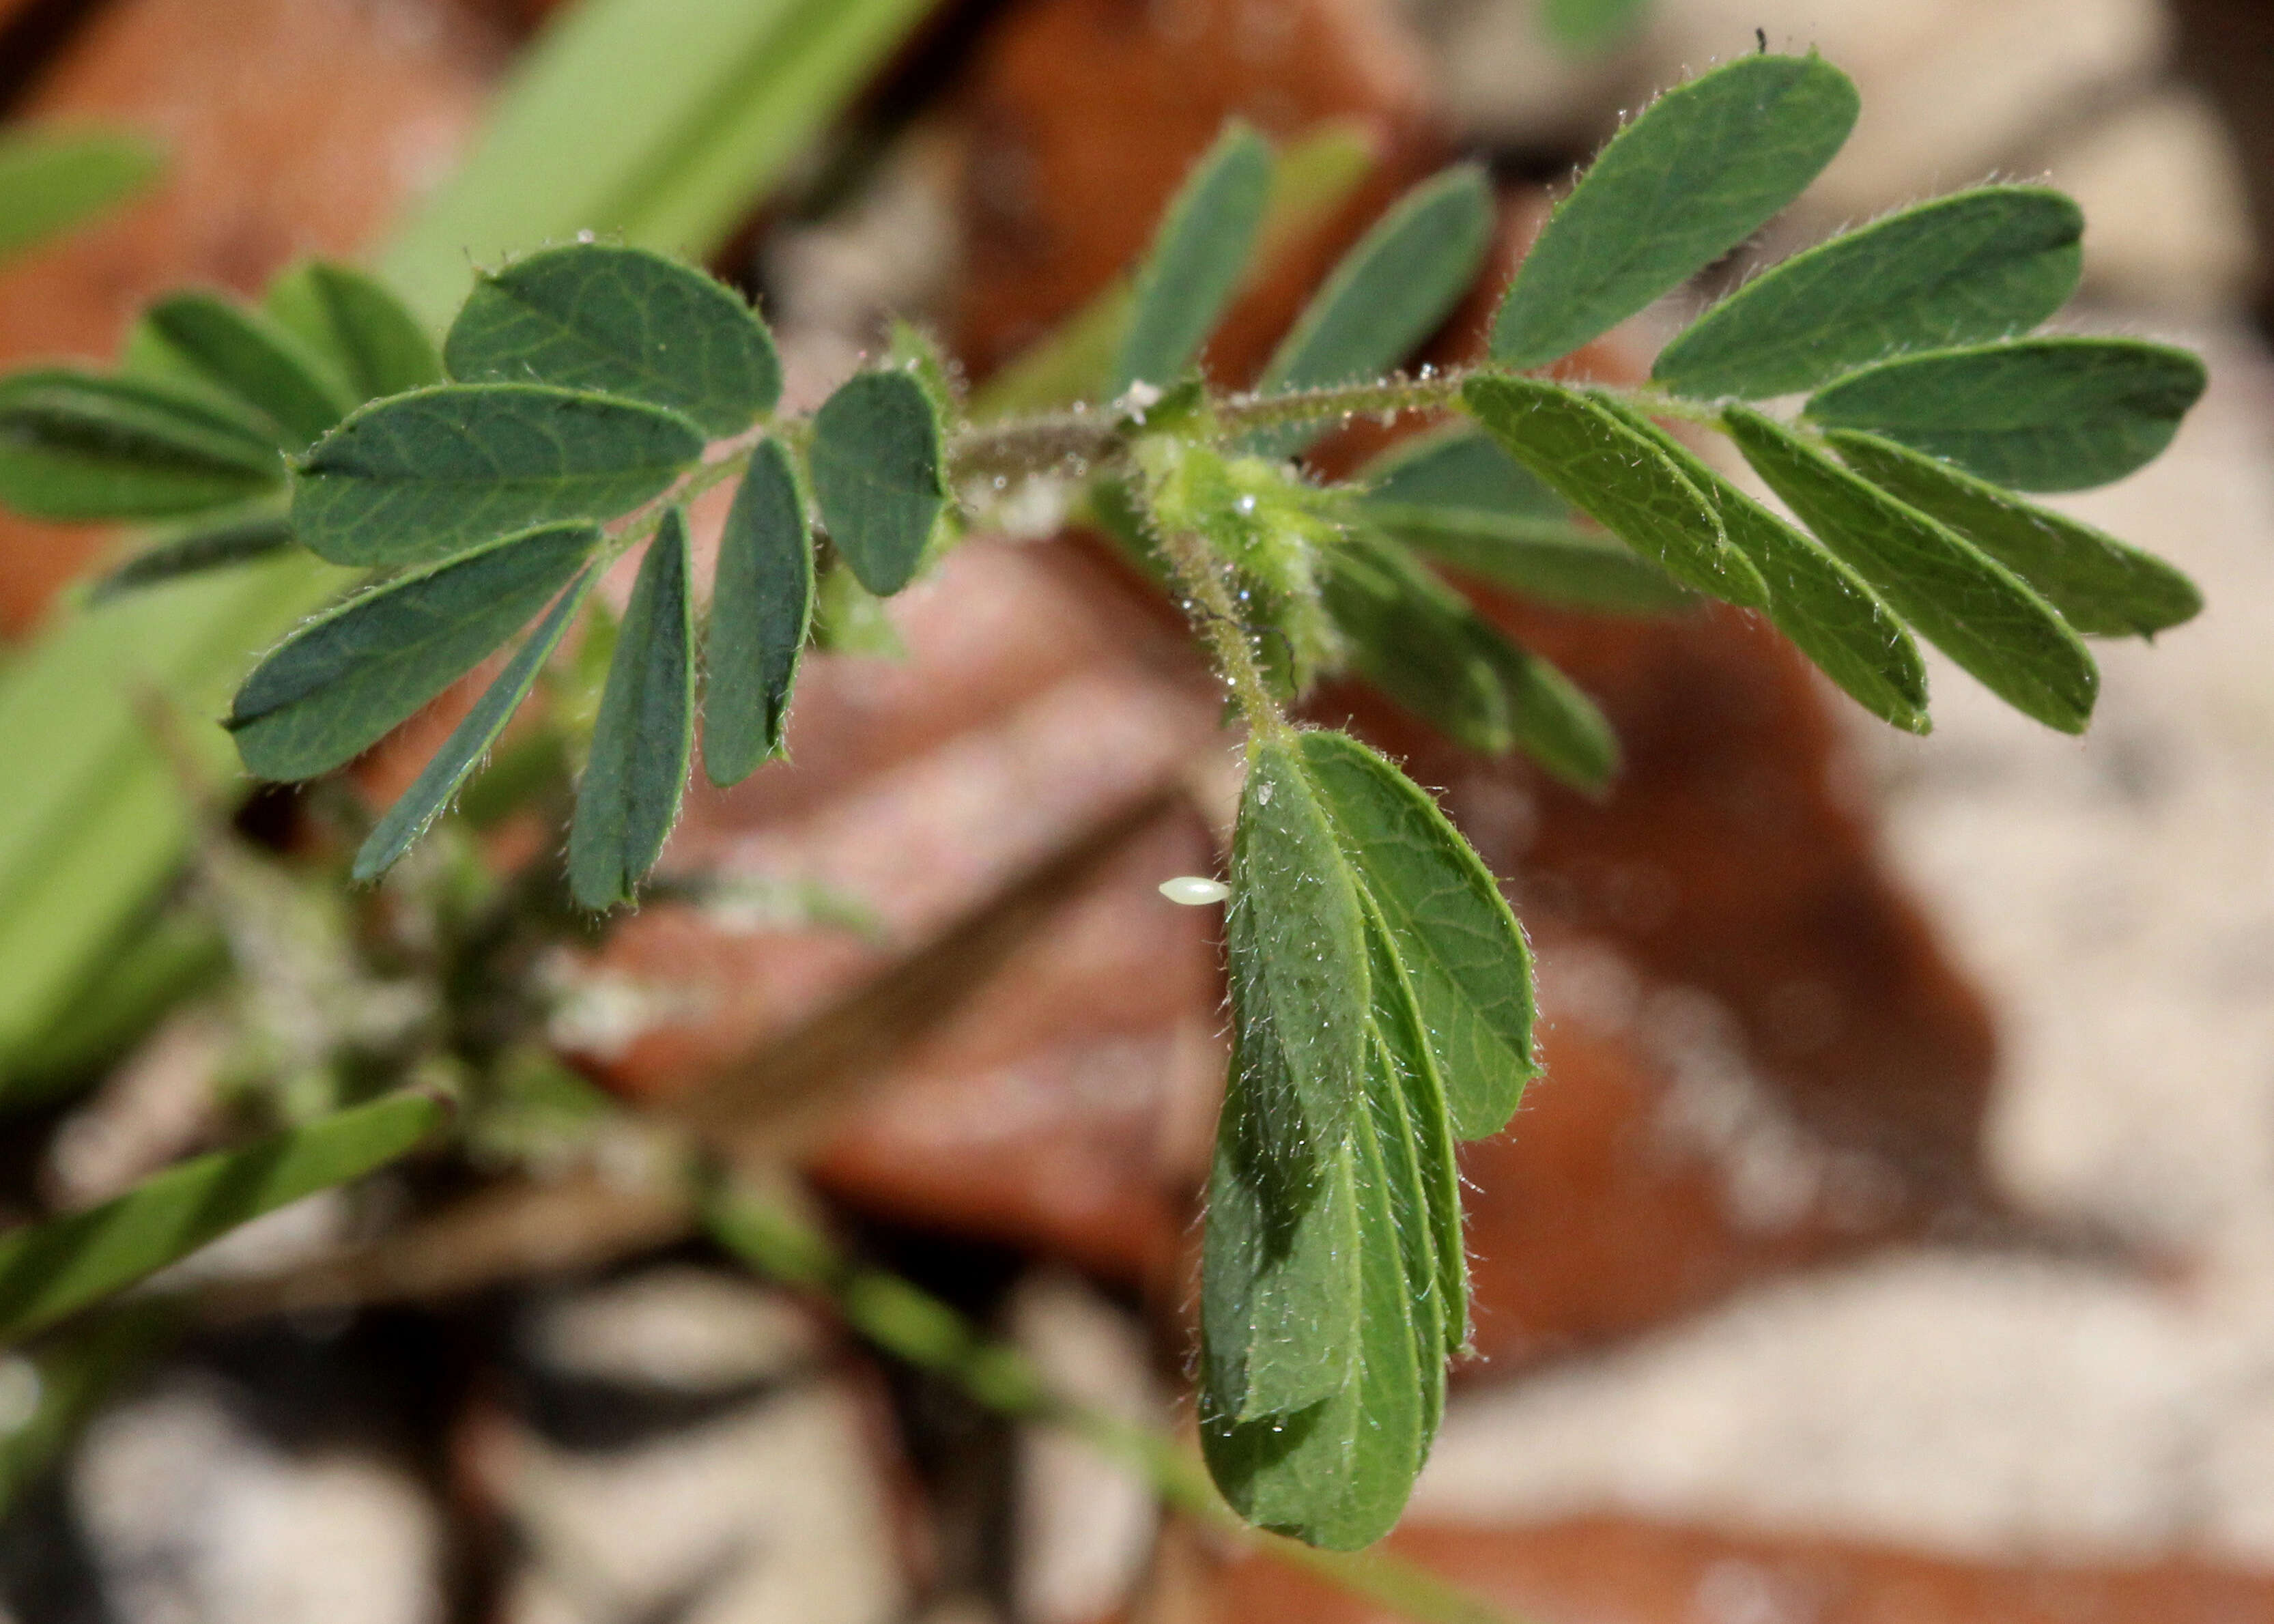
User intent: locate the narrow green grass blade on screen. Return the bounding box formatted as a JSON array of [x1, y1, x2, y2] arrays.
[[445, 243, 780, 437], [705, 438, 812, 784], [0, 559, 343, 1083], [1247, 165, 1492, 457], [1297, 729, 1538, 1141], [355, 566, 597, 881], [1598, 397, 1928, 730], [1227, 735, 1371, 1188], [1725, 405, 2097, 732], [0, 1089, 446, 1343], [1828, 427, 2200, 637], [145, 291, 356, 452], [264, 260, 443, 405], [1653, 186, 2084, 399], [1462, 375, 1763, 606], [230, 522, 598, 781], [569, 511, 696, 909], [290, 384, 704, 567], [1108, 122, 1274, 399], [86, 513, 293, 605], [0, 369, 283, 520], [808, 369, 943, 597], [1802, 337, 2206, 492], [378, 0, 939, 324], [0, 126, 161, 262], [1492, 53, 1858, 368]]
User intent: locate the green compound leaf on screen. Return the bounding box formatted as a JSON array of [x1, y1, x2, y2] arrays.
[[1802, 337, 2206, 492], [1652, 186, 2084, 400], [229, 522, 599, 782], [356, 566, 597, 881], [445, 242, 782, 438], [1226, 735, 1370, 1190], [705, 438, 812, 786], [1355, 429, 1689, 613], [1462, 375, 1764, 608], [1826, 428, 2201, 638], [265, 260, 444, 406], [86, 513, 293, 605], [1247, 165, 1493, 457], [1109, 121, 1274, 398], [0, 368, 283, 521], [1596, 398, 1928, 731], [1724, 405, 2097, 732], [0, 1089, 445, 1344], [808, 369, 944, 597], [1298, 729, 1538, 1141], [0, 126, 161, 263], [1324, 534, 1617, 788], [569, 510, 696, 909], [143, 291, 357, 453], [291, 383, 705, 567], [1492, 53, 1858, 369]]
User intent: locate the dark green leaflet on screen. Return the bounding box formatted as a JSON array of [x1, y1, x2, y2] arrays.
[[1724, 405, 2097, 732], [445, 242, 782, 437], [1225, 735, 1370, 1189], [1324, 534, 1617, 788], [808, 369, 944, 597], [1356, 889, 1466, 1361], [1356, 429, 1690, 613], [144, 291, 356, 452], [568, 511, 696, 909], [1201, 1112, 1363, 1424], [1108, 122, 1273, 398], [0, 1089, 445, 1343], [1651, 186, 2084, 399], [1802, 337, 2206, 492], [1492, 53, 1858, 369], [86, 513, 293, 604], [354, 566, 598, 881], [265, 260, 444, 405], [1297, 729, 1537, 1141], [1595, 397, 1929, 732], [290, 384, 705, 567], [1246, 165, 1492, 458], [229, 522, 599, 781], [0, 368, 282, 520], [1462, 375, 1765, 608], [0, 126, 160, 263], [1359, 426, 1569, 518], [1827, 429, 2200, 638], [705, 438, 812, 785], [1201, 1072, 1425, 1552], [1372, 508, 1691, 614]]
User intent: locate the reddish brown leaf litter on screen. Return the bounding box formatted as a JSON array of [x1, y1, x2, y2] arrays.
[[1202, 1518, 2274, 1624]]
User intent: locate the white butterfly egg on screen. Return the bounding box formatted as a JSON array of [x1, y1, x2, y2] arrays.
[[1158, 875, 1230, 906]]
